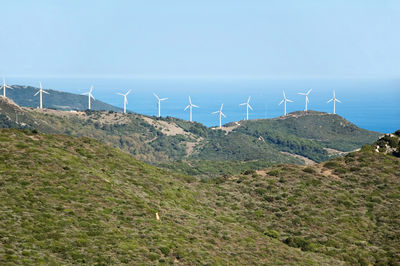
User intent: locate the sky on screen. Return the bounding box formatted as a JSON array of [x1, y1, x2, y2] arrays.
[[1, 0, 400, 79]]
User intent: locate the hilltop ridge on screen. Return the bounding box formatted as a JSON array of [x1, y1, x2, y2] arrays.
[[0, 96, 380, 176]]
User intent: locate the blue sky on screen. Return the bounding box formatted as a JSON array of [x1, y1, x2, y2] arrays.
[[1, 0, 399, 78]]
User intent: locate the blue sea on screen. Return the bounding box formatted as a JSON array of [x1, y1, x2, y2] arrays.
[[6, 77, 400, 133]]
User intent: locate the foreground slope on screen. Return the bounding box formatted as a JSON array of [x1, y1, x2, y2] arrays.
[[0, 129, 340, 265]]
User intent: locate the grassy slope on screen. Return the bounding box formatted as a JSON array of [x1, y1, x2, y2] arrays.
[[0, 129, 340, 265]]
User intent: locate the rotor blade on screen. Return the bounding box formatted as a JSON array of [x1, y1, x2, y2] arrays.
[[298, 93, 306, 95], [221, 112, 226, 118], [188, 96, 192, 105], [184, 105, 190, 111], [220, 104, 224, 111], [192, 104, 199, 108], [335, 99, 341, 103], [82, 92, 89, 95], [211, 111, 219, 114], [125, 89, 132, 96], [153, 93, 159, 100], [42, 90, 49, 94], [34, 91, 40, 96], [286, 99, 293, 103], [283, 91, 286, 98], [160, 98, 168, 101], [327, 99, 333, 103], [91, 95, 95, 100], [307, 89, 312, 95], [279, 100, 284, 105], [89, 86, 93, 93], [247, 96, 251, 103], [248, 104, 253, 111], [239, 103, 246, 106], [117, 93, 124, 96]]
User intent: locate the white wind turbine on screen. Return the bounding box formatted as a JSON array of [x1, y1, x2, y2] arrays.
[[117, 89, 131, 114], [1, 77, 13, 98], [34, 82, 49, 109], [327, 89, 341, 114], [278, 90, 293, 116], [153, 93, 168, 117], [298, 89, 312, 111], [212, 104, 226, 129], [184, 96, 199, 122], [239, 96, 253, 120], [82, 86, 95, 110]]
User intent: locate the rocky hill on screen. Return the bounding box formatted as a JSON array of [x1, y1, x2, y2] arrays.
[[0, 97, 380, 176]]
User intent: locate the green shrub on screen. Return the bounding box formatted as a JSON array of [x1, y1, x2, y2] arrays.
[[264, 229, 280, 239], [302, 167, 316, 174]]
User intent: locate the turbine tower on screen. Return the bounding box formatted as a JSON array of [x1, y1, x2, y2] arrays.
[[117, 89, 132, 114], [34, 82, 49, 109], [1, 77, 12, 98], [327, 89, 341, 114], [239, 96, 253, 120], [212, 104, 226, 129], [298, 89, 312, 111], [153, 93, 168, 117], [184, 96, 199, 122], [278, 90, 293, 116], [82, 86, 95, 110]]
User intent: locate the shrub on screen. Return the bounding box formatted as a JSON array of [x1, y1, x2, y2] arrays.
[[324, 161, 339, 169], [302, 167, 316, 174], [264, 229, 280, 239]]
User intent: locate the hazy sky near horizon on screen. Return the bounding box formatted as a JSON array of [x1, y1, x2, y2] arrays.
[[1, 0, 399, 78]]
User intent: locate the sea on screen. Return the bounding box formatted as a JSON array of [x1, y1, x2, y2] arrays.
[[6, 77, 400, 133]]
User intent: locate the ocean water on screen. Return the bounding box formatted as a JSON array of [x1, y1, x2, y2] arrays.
[[6, 77, 400, 133]]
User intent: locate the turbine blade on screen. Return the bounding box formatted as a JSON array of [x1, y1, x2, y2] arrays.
[[160, 98, 168, 101], [283, 90, 286, 98], [248, 104, 253, 110], [298, 93, 306, 95], [221, 112, 226, 118], [117, 93, 124, 96], [247, 96, 251, 103], [279, 100, 284, 105], [327, 99, 333, 103], [307, 89, 312, 95], [184, 105, 190, 111], [335, 99, 341, 103], [126, 89, 132, 95], [189, 96, 192, 104], [153, 93, 159, 100], [82, 92, 89, 95], [43, 90, 49, 94], [192, 104, 199, 108], [211, 111, 219, 114], [34, 91, 40, 96], [91, 95, 95, 100], [286, 99, 293, 103], [239, 103, 246, 106]]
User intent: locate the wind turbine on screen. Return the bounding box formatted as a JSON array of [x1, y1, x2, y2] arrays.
[[239, 96, 253, 120], [298, 89, 312, 111], [34, 82, 49, 109], [82, 86, 95, 110], [184, 96, 199, 122], [117, 89, 131, 114], [278, 90, 293, 116], [153, 93, 168, 117], [212, 104, 226, 129], [327, 89, 341, 114], [1, 77, 12, 98]]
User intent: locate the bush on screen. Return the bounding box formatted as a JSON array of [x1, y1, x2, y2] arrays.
[[264, 229, 280, 239], [283, 237, 317, 252], [324, 161, 339, 169], [302, 167, 316, 174]]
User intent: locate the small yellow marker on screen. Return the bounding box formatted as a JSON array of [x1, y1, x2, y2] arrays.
[[156, 212, 160, 221]]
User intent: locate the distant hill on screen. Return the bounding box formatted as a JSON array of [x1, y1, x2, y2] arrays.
[[0, 128, 399, 264], [6, 85, 123, 112], [0, 97, 381, 176]]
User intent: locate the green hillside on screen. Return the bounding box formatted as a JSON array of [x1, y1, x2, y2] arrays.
[[0, 97, 381, 176], [6, 85, 123, 112], [1, 129, 399, 264], [0, 129, 338, 265]]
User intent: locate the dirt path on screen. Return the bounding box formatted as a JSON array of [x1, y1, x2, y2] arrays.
[[280, 151, 316, 165]]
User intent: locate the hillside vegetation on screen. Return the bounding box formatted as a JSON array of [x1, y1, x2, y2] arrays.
[[0, 97, 380, 176], [0, 129, 399, 264], [6, 85, 122, 112]]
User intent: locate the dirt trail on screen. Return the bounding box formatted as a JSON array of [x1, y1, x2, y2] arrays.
[[280, 151, 316, 165]]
